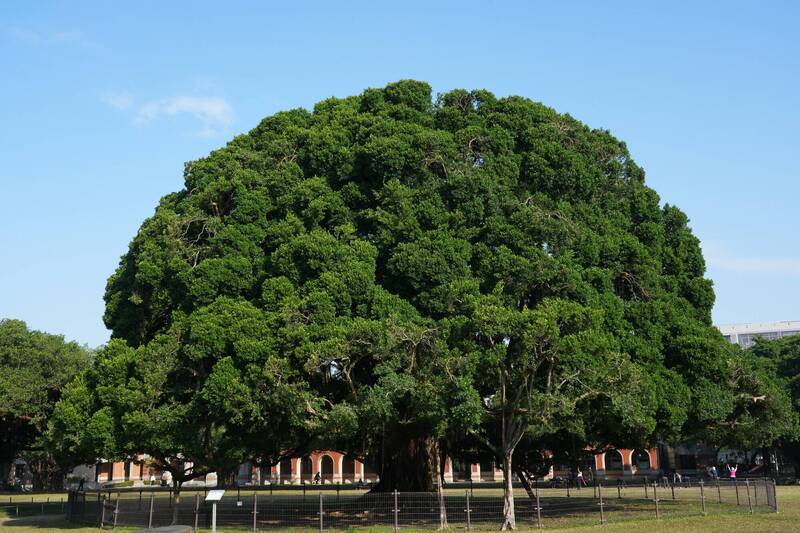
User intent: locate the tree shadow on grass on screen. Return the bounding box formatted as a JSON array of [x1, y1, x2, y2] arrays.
[[0, 513, 110, 530]]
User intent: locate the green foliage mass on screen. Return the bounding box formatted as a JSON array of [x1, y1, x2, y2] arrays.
[[0, 319, 89, 487], [63, 81, 735, 497], [729, 336, 800, 456]]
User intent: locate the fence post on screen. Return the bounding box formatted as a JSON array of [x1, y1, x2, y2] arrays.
[[700, 481, 706, 515], [253, 492, 258, 532], [773, 479, 779, 513], [671, 480, 675, 500], [644, 480, 648, 499], [754, 480, 759, 507], [746, 480, 753, 514], [138, 489, 142, 510], [734, 479, 740, 506], [113, 497, 119, 528], [653, 483, 660, 519], [598, 483, 605, 525], [617, 482, 621, 499], [148, 494, 154, 530], [194, 493, 200, 533], [99, 495, 106, 528], [717, 479, 722, 503], [393, 490, 399, 533], [465, 490, 471, 532], [535, 484, 542, 529], [319, 492, 324, 533]]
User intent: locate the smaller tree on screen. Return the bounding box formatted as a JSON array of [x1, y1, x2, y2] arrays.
[[0, 319, 89, 489], [461, 296, 654, 530]]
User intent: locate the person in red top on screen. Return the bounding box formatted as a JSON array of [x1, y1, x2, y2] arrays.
[[727, 464, 738, 479]]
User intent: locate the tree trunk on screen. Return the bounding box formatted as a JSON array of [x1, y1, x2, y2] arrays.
[[501, 452, 516, 530], [5, 462, 15, 488], [372, 435, 439, 492], [171, 480, 182, 525], [436, 447, 448, 530]]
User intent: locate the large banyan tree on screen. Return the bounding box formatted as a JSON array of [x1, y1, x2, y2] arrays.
[[101, 81, 734, 528]]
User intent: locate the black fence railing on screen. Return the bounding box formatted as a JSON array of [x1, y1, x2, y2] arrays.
[[65, 478, 778, 531]]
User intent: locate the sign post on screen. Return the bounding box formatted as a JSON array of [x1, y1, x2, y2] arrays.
[[206, 489, 226, 533]]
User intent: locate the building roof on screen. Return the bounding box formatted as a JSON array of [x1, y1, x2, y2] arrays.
[[717, 321, 800, 335]]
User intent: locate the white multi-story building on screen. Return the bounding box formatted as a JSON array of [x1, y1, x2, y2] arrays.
[[718, 320, 800, 349]]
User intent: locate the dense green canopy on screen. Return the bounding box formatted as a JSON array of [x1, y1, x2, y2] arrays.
[[736, 336, 800, 470], [0, 319, 89, 489], [63, 80, 739, 526]]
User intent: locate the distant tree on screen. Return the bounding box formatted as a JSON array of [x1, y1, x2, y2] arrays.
[[0, 319, 89, 489], [94, 80, 737, 528], [734, 336, 800, 473]]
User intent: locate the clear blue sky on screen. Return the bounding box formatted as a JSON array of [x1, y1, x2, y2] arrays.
[[2, 1, 799, 347]]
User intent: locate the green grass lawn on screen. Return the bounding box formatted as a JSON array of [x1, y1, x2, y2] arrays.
[[1, 485, 798, 532]]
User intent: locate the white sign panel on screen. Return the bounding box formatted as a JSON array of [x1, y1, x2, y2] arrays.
[[206, 489, 226, 502]]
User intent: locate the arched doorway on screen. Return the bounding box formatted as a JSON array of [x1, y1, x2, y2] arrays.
[[301, 456, 313, 482], [280, 457, 293, 483], [633, 450, 651, 473], [451, 458, 472, 481], [342, 457, 357, 482], [605, 449, 624, 474], [480, 460, 495, 481], [321, 455, 334, 483]]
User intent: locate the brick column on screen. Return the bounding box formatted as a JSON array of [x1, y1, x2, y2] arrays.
[[334, 454, 343, 483], [595, 453, 606, 477], [620, 449, 634, 477]]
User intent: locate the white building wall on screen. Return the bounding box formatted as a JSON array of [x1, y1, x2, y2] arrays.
[[718, 320, 800, 349]]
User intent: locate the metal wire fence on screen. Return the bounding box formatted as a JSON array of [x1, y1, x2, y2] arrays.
[[0, 495, 69, 519], [65, 478, 778, 531]]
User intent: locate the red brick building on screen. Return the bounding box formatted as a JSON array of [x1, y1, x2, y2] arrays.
[[80, 446, 659, 487]]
